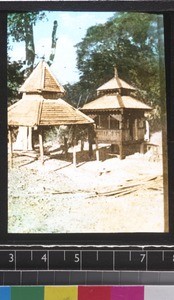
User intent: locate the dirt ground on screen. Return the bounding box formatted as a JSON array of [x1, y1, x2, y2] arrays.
[[8, 131, 168, 233]]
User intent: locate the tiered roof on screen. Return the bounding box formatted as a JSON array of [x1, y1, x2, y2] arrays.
[[82, 67, 151, 112], [8, 61, 94, 127], [82, 94, 152, 112], [8, 95, 93, 126], [97, 68, 136, 93]]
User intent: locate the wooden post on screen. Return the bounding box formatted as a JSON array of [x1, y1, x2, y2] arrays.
[[119, 113, 125, 160], [27, 127, 33, 150], [73, 126, 77, 167], [81, 140, 84, 151], [64, 137, 68, 159], [140, 142, 145, 154], [88, 125, 93, 158], [119, 142, 124, 160], [95, 137, 99, 162], [39, 128, 44, 165], [8, 129, 13, 168], [73, 144, 77, 168]]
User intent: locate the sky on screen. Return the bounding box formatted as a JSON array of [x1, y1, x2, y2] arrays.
[[8, 11, 114, 85]]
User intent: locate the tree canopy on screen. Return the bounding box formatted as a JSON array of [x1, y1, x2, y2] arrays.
[[7, 59, 25, 105], [7, 12, 59, 103], [73, 12, 162, 112], [8, 12, 47, 76]]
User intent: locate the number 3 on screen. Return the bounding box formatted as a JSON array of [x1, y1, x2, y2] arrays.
[[9, 253, 14, 263]]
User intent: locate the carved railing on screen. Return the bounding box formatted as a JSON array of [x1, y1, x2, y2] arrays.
[[96, 128, 145, 143]]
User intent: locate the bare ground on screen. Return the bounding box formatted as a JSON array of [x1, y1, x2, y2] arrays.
[[8, 132, 167, 233]]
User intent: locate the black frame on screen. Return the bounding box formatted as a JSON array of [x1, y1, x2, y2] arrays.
[[1, 1, 174, 246]]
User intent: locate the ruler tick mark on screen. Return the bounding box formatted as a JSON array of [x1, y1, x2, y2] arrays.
[[47, 250, 49, 270], [20, 271, 22, 285], [146, 251, 148, 271], [113, 251, 115, 271], [129, 251, 132, 262], [64, 251, 66, 261], [80, 251, 82, 270], [14, 251, 16, 271], [31, 251, 33, 261], [96, 251, 99, 261]]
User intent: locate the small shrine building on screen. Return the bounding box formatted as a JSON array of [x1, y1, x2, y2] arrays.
[[81, 68, 152, 159]]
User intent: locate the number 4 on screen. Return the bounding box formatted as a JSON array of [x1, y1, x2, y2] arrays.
[[41, 254, 47, 263]]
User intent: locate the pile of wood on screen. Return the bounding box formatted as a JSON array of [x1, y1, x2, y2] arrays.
[[95, 175, 163, 198]]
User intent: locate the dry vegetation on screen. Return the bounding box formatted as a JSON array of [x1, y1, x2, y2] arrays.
[[8, 132, 167, 234]]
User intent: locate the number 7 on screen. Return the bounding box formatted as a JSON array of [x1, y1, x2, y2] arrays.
[[140, 254, 146, 262]]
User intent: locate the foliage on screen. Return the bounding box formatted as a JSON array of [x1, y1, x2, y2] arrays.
[[71, 12, 163, 115], [8, 12, 46, 42], [63, 82, 92, 108], [7, 58, 25, 105], [8, 12, 47, 76], [7, 12, 59, 103]]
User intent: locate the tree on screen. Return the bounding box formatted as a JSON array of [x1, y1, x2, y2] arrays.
[[8, 12, 46, 76], [7, 58, 25, 105], [47, 20, 58, 66], [75, 12, 162, 112], [8, 12, 59, 150], [8, 12, 59, 97]]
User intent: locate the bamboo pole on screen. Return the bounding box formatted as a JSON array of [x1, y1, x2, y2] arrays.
[[39, 128, 44, 165]]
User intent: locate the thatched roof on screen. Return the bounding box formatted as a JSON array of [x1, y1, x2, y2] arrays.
[[8, 94, 94, 127], [81, 94, 152, 112], [19, 60, 65, 95]]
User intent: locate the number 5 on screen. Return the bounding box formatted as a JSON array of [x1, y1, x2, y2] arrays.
[[74, 253, 80, 263]]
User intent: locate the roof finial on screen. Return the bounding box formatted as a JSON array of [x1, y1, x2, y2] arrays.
[[114, 66, 118, 78]]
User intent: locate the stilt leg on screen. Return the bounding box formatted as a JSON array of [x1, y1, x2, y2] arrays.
[[39, 128, 44, 165]]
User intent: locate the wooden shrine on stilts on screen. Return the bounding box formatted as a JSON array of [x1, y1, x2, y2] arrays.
[[81, 67, 152, 159], [8, 60, 94, 167]]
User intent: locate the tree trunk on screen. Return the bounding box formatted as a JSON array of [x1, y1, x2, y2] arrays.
[[25, 19, 35, 76], [15, 19, 58, 152], [14, 20, 35, 149], [48, 20, 58, 66]]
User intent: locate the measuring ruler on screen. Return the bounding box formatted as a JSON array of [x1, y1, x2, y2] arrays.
[[0, 248, 174, 285]]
